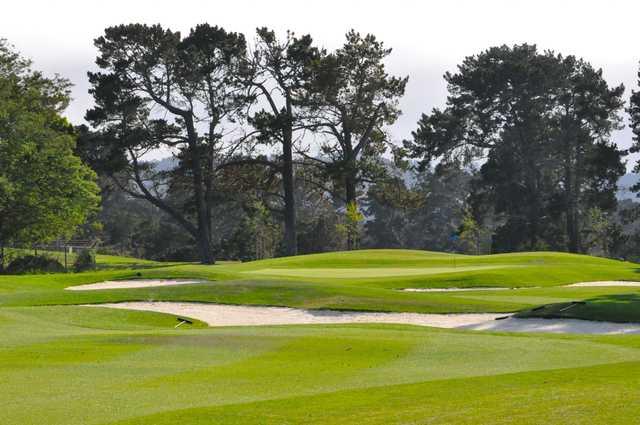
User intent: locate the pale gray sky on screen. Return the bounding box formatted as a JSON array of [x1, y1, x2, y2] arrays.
[[2, 0, 639, 164]]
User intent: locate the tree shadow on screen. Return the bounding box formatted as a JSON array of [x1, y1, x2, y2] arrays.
[[517, 292, 640, 324]]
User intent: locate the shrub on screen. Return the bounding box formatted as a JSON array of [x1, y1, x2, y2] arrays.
[[6, 255, 65, 274], [74, 249, 96, 272]]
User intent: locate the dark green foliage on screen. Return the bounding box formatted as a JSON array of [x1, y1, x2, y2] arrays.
[[245, 29, 322, 257], [406, 44, 625, 254], [305, 31, 408, 227], [365, 177, 423, 248], [6, 255, 65, 274], [294, 166, 344, 254], [629, 65, 640, 182], [95, 180, 200, 261], [86, 24, 251, 264], [364, 162, 474, 252], [0, 40, 100, 249], [73, 249, 96, 272]]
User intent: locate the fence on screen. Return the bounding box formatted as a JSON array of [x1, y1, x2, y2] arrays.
[[0, 240, 97, 272]]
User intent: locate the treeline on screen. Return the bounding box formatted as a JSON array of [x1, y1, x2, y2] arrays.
[[78, 24, 407, 263], [4, 25, 640, 264]]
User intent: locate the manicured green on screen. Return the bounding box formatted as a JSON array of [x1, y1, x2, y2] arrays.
[[2, 305, 640, 424], [2, 249, 640, 423], [3, 250, 640, 316]]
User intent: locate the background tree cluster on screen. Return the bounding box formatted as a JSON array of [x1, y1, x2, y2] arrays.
[[7, 27, 640, 265], [405, 45, 627, 254], [80, 32, 640, 262], [82, 24, 406, 263]]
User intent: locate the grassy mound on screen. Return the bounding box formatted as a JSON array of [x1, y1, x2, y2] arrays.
[[232, 250, 639, 287], [1, 249, 639, 316]]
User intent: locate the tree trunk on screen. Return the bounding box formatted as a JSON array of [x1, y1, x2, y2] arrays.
[[564, 128, 581, 254], [517, 124, 543, 251], [344, 135, 357, 208], [525, 164, 540, 250], [0, 241, 4, 274], [282, 132, 298, 257], [281, 98, 297, 257], [345, 167, 358, 251], [345, 172, 357, 207], [565, 165, 580, 253], [186, 118, 215, 264], [204, 129, 215, 242], [195, 231, 214, 264]]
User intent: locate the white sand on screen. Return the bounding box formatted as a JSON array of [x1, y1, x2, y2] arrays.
[[83, 302, 504, 328], [461, 317, 640, 334], [402, 287, 510, 292], [84, 302, 640, 334], [566, 281, 640, 288], [67, 279, 205, 291]]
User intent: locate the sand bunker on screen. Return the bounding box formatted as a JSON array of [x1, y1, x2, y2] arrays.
[[403, 287, 510, 292], [566, 281, 640, 288], [67, 279, 205, 291], [461, 317, 640, 334], [84, 302, 640, 334], [84, 302, 504, 328]]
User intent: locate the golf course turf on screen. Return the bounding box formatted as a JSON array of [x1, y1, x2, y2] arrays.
[[3, 249, 640, 424]]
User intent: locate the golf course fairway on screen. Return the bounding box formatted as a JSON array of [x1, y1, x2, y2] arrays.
[[2, 249, 640, 424]]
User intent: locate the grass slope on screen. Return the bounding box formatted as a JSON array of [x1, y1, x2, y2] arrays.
[[2, 305, 640, 424], [2, 250, 640, 316], [517, 293, 640, 323], [2, 250, 640, 423]]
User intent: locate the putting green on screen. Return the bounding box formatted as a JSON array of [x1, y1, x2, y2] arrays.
[[243, 265, 515, 279]]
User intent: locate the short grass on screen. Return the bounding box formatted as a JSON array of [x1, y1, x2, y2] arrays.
[[3, 249, 640, 423], [2, 249, 640, 317], [2, 305, 640, 424]]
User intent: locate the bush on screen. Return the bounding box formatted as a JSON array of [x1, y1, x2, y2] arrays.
[[74, 249, 96, 272], [5, 255, 65, 274]]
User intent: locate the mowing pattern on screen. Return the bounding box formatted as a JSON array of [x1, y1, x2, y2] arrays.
[[2, 250, 640, 423], [2, 306, 640, 425]]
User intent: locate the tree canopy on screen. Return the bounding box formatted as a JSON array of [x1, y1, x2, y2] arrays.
[[306, 31, 408, 207], [86, 24, 251, 264], [405, 44, 625, 253], [4, 25, 638, 265], [244, 28, 322, 256], [0, 40, 99, 259]]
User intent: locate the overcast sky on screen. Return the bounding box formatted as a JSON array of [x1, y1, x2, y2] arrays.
[[3, 0, 640, 165]]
